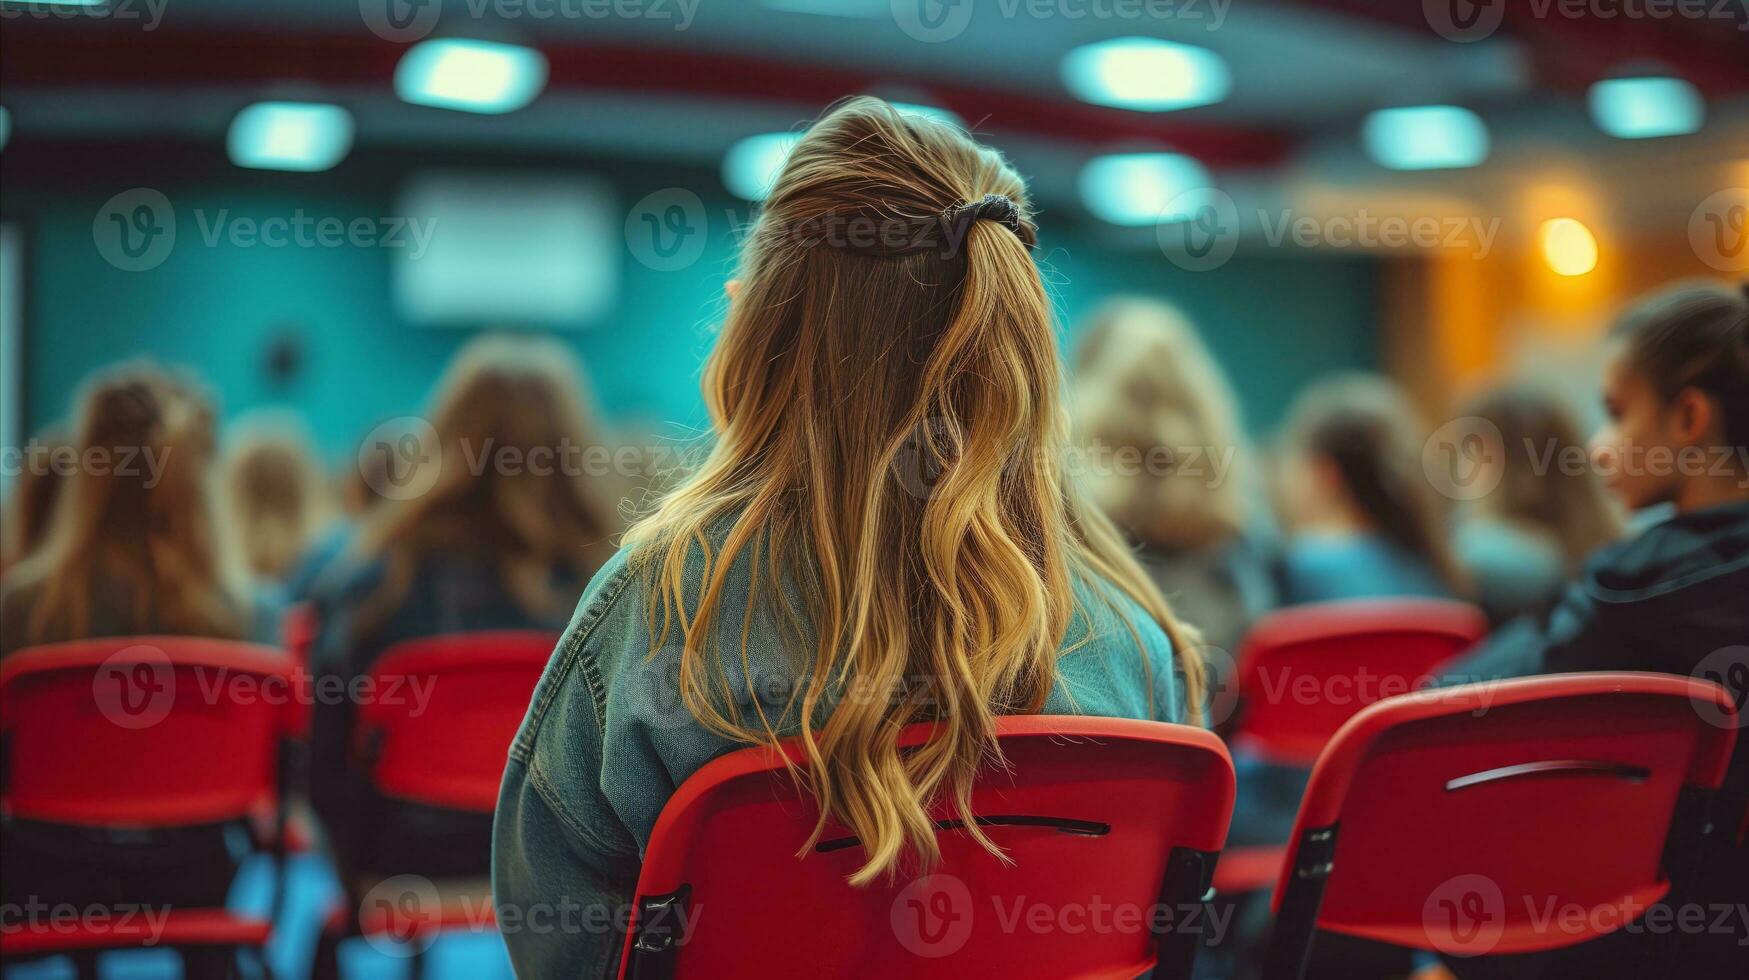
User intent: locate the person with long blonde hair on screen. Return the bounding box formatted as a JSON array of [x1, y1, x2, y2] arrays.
[[1072, 298, 1275, 658], [221, 417, 334, 583], [494, 97, 1208, 976], [309, 333, 620, 884], [0, 364, 273, 977]]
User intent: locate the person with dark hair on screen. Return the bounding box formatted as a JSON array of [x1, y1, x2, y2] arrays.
[[1272, 374, 1466, 604], [1451, 386, 1624, 624], [1438, 279, 1749, 979]]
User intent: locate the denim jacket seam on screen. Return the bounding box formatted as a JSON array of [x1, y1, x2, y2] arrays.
[[509, 560, 637, 762], [526, 755, 639, 859]]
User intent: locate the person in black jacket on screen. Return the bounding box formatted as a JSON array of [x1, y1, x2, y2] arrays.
[[1437, 280, 1749, 980]]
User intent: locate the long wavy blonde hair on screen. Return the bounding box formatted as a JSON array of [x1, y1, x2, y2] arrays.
[[623, 97, 1206, 884]]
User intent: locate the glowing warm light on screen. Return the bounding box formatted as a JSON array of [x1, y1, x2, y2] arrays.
[[1539, 218, 1598, 276]]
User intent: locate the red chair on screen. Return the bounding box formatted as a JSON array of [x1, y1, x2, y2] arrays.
[[616, 715, 1236, 980], [353, 630, 556, 812], [281, 602, 318, 667], [0, 637, 305, 974], [1215, 599, 1486, 895], [1259, 673, 1739, 980], [315, 631, 554, 971], [1229, 599, 1487, 766]]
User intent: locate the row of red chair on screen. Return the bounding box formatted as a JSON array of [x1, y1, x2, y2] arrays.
[[0, 631, 555, 974], [609, 673, 1736, 979], [2, 622, 1740, 979]]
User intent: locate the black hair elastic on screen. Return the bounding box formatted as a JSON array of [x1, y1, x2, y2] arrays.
[[941, 193, 1031, 245], [793, 192, 1035, 257]]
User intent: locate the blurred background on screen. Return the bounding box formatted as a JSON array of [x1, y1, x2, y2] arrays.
[[0, 1, 1746, 978], [1, 0, 1743, 469]]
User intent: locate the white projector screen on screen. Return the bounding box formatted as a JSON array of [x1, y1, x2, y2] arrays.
[[393, 172, 619, 327]]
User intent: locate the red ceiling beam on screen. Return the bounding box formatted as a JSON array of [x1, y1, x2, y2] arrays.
[[1299, 0, 1749, 96], [0, 24, 1295, 167]]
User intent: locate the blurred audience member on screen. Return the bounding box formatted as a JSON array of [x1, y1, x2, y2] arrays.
[[1072, 297, 1275, 660], [1439, 281, 1748, 979], [309, 333, 621, 887], [0, 424, 72, 575], [1273, 374, 1465, 604], [0, 365, 274, 976], [1450, 386, 1623, 623], [222, 416, 333, 583], [0, 364, 280, 657]]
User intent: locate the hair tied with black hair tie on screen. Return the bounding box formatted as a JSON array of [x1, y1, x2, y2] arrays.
[[942, 193, 1033, 248]]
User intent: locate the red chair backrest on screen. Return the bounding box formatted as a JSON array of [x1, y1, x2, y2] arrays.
[[0, 636, 303, 827], [282, 602, 318, 666], [1265, 673, 1737, 972], [617, 715, 1236, 980], [355, 631, 555, 813], [1231, 599, 1486, 765]]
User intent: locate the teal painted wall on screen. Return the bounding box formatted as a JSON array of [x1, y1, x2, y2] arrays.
[[6, 150, 1377, 463]]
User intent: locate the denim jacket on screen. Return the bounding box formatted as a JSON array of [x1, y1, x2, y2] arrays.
[[492, 543, 1188, 978]]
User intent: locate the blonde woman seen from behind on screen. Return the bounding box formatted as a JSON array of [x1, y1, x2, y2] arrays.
[[494, 97, 1209, 977]]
